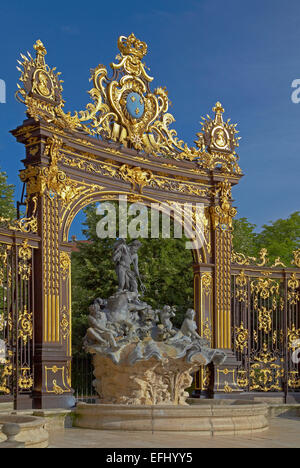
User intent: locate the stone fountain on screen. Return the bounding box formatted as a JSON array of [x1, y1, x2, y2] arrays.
[[74, 240, 269, 434]]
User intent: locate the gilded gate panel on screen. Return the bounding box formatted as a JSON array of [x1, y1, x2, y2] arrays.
[[0, 239, 35, 398], [232, 249, 300, 394]]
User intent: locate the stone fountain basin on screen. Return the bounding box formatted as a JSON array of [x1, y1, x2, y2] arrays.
[[0, 414, 49, 448], [74, 400, 269, 435]]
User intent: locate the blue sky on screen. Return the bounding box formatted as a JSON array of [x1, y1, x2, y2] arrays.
[[0, 0, 299, 238]]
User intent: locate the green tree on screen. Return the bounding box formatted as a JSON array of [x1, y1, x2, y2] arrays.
[[232, 217, 258, 256], [71, 204, 194, 353], [0, 169, 15, 220], [232, 213, 300, 266], [256, 212, 300, 266]]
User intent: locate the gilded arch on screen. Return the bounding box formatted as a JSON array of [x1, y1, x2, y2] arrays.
[[61, 190, 206, 264]]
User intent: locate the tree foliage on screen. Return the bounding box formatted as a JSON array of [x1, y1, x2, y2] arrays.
[[233, 212, 300, 265], [256, 212, 300, 265], [232, 217, 257, 256]]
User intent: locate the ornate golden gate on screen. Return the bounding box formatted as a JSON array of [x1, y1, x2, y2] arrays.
[[0, 34, 298, 408], [230, 251, 300, 399]]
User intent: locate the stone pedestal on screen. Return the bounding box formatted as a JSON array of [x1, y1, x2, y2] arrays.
[[93, 349, 207, 406]]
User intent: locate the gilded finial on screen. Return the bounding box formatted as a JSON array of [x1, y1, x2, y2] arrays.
[[213, 101, 225, 125], [213, 101, 224, 114], [33, 40, 47, 68], [33, 40, 47, 57], [118, 33, 148, 60]]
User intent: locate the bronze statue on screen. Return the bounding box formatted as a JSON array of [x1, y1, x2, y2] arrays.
[[113, 239, 145, 294]]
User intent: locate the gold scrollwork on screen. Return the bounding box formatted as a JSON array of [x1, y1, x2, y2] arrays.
[[253, 343, 276, 364], [18, 239, 32, 281], [292, 249, 300, 268], [60, 252, 71, 281], [45, 365, 71, 395], [0, 351, 13, 395], [0, 195, 38, 234], [257, 306, 273, 334], [250, 273, 280, 300], [232, 248, 287, 269], [18, 367, 34, 390], [250, 362, 284, 392], [237, 370, 249, 388], [287, 324, 300, 350], [288, 273, 300, 305], [21, 136, 81, 205], [210, 179, 237, 230], [235, 270, 248, 302], [60, 306, 70, 341], [0, 244, 11, 287], [256, 248, 268, 267], [231, 251, 256, 265], [288, 371, 300, 389], [18, 306, 33, 344], [201, 273, 212, 296], [235, 322, 249, 352]]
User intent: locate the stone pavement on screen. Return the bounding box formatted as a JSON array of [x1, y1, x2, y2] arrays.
[[49, 416, 300, 448]]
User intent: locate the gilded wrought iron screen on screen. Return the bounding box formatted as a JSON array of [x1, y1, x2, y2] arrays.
[[0, 237, 36, 407], [232, 250, 300, 396]]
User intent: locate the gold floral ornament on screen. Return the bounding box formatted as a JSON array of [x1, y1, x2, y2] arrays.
[[288, 273, 300, 305], [60, 252, 71, 281], [18, 368, 33, 390], [18, 239, 32, 281], [18, 306, 33, 344], [210, 179, 237, 230]]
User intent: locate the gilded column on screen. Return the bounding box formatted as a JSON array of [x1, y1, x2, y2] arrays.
[[19, 135, 74, 408], [210, 179, 241, 395]]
